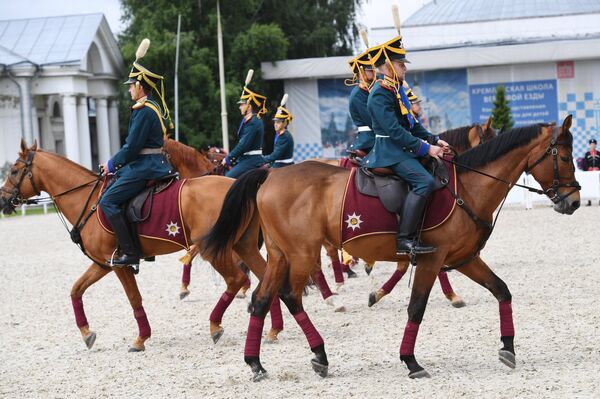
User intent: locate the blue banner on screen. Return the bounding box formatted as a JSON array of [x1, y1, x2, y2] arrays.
[[469, 79, 558, 126]]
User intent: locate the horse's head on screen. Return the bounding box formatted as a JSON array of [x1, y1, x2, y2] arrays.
[[0, 139, 41, 214], [525, 115, 580, 215], [467, 116, 497, 148]]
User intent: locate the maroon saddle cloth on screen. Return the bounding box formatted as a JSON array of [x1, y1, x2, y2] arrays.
[[340, 159, 457, 245], [97, 177, 191, 250]]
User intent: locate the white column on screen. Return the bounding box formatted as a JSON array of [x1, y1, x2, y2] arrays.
[[16, 77, 34, 144], [62, 94, 80, 163], [77, 96, 92, 169], [108, 99, 120, 153], [95, 97, 111, 163]]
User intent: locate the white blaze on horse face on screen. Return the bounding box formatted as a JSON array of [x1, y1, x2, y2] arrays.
[[345, 212, 363, 231]]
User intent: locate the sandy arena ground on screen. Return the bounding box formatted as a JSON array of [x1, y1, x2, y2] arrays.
[[1, 205, 599, 398]]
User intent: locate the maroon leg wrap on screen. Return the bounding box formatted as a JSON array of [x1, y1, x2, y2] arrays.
[[71, 296, 88, 328], [244, 315, 265, 357], [242, 275, 251, 289], [499, 300, 515, 336], [269, 298, 284, 331], [209, 291, 235, 324], [332, 259, 344, 284], [314, 270, 333, 299], [133, 306, 151, 338], [182, 263, 191, 285], [342, 262, 351, 273], [293, 310, 324, 349], [399, 320, 420, 356], [437, 271, 453, 295], [381, 269, 406, 294]]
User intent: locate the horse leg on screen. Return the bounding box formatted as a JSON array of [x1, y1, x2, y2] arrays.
[[112, 267, 150, 352], [312, 269, 346, 312], [244, 245, 288, 381], [457, 257, 515, 369], [236, 262, 251, 299], [437, 271, 466, 308], [399, 254, 445, 378], [280, 257, 329, 378], [368, 261, 409, 307], [70, 263, 112, 349], [323, 243, 344, 287], [208, 260, 247, 344], [180, 262, 192, 300]]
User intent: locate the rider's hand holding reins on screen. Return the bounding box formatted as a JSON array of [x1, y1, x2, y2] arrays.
[[428, 144, 445, 159]]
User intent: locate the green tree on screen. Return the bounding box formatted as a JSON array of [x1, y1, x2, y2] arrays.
[[491, 85, 514, 131], [117, 0, 363, 150]]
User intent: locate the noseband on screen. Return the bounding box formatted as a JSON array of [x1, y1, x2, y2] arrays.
[[0, 151, 40, 209], [524, 126, 581, 204]]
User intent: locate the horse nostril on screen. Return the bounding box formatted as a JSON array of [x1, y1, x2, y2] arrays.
[[571, 201, 580, 210]]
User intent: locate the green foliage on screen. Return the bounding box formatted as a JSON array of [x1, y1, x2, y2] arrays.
[[491, 85, 514, 131], [118, 0, 362, 150]]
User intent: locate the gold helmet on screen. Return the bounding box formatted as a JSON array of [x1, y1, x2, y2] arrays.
[[237, 69, 267, 118], [273, 94, 292, 124]]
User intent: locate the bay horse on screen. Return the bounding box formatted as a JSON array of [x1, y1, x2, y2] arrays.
[[369, 117, 497, 308], [312, 119, 496, 307], [203, 116, 580, 380], [0, 139, 280, 351]]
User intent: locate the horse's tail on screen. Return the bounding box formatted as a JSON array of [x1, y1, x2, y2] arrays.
[[202, 168, 270, 263]]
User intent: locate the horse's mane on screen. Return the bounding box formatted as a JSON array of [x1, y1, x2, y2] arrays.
[[36, 149, 97, 177], [438, 125, 474, 150], [163, 138, 211, 170], [455, 124, 553, 172]]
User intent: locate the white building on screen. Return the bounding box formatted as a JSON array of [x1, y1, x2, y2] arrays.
[[0, 13, 124, 170], [262, 0, 600, 161]]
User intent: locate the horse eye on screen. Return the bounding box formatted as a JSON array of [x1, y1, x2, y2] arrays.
[[11, 170, 18, 176], [560, 156, 571, 163]]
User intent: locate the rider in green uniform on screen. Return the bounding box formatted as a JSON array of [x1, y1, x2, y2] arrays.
[[263, 95, 294, 168]]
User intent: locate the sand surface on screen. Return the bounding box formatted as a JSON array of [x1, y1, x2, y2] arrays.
[[1, 206, 599, 398]]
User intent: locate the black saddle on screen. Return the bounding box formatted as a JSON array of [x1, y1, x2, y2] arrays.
[[356, 158, 449, 214], [125, 173, 179, 223]]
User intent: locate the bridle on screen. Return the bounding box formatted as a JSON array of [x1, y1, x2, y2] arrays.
[[524, 126, 581, 204], [0, 151, 40, 210]]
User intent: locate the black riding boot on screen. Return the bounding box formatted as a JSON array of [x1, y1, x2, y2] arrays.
[[396, 191, 436, 255], [107, 213, 140, 266]]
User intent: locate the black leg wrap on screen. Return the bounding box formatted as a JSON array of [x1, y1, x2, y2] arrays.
[[400, 355, 430, 379], [501, 336, 515, 354], [310, 344, 329, 378], [245, 356, 268, 382]]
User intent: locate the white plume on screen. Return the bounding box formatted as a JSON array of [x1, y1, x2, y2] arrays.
[[135, 38, 151, 61], [392, 4, 402, 35], [359, 29, 369, 48], [245, 69, 254, 86], [280, 93, 288, 107]]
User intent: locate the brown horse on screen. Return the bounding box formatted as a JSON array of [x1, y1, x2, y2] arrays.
[[369, 117, 497, 308], [0, 139, 278, 351], [203, 116, 580, 380], [311, 119, 496, 307]]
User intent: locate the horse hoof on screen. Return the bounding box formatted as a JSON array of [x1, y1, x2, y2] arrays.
[[84, 332, 96, 349], [346, 269, 357, 279], [368, 292, 378, 307], [325, 295, 346, 312], [263, 336, 279, 344], [212, 328, 224, 344], [128, 345, 145, 353], [499, 349, 516, 369], [251, 369, 268, 382], [179, 290, 190, 300], [364, 266, 372, 275], [451, 298, 466, 308], [311, 359, 328, 378], [408, 369, 431, 379]]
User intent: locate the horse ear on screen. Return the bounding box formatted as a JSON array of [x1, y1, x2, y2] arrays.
[[562, 114, 573, 132], [31, 139, 38, 151], [483, 115, 492, 132], [468, 125, 481, 148], [20, 138, 28, 155]]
